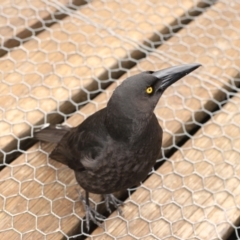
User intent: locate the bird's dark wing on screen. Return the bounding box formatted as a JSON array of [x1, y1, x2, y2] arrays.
[[34, 124, 70, 143], [50, 108, 107, 172]]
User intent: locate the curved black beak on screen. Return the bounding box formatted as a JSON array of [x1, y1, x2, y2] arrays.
[[153, 63, 201, 91]]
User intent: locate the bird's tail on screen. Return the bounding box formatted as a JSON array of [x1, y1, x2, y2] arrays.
[[34, 123, 70, 143]]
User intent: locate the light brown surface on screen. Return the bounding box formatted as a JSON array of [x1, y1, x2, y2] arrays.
[[0, 0, 86, 53], [1, 0, 240, 239], [0, 0, 199, 163]]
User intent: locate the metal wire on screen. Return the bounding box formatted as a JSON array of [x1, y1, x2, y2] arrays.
[[1, 0, 240, 239]]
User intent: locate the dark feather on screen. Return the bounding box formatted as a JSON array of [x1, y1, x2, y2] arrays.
[[34, 124, 70, 143], [50, 109, 107, 170]]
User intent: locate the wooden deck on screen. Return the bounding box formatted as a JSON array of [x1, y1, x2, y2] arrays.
[[1, 0, 240, 239]]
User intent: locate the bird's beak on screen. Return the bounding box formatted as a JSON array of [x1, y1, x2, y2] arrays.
[[153, 63, 201, 92]]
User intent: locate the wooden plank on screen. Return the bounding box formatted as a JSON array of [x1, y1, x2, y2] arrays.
[[0, 0, 202, 163], [90, 87, 240, 240], [1, 0, 238, 238], [0, 0, 87, 56]]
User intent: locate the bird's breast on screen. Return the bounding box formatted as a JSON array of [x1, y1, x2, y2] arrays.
[[76, 120, 162, 194]]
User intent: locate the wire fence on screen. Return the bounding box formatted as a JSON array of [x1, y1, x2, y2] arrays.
[[1, 0, 240, 239]]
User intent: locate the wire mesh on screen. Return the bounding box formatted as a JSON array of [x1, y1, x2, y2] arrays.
[[1, 0, 240, 239]]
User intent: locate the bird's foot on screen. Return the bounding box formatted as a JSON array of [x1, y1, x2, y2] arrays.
[[104, 194, 124, 215], [77, 190, 105, 231], [83, 202, 105, 231]]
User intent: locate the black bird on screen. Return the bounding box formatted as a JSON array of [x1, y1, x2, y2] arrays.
[[35, 63, 201, 229]]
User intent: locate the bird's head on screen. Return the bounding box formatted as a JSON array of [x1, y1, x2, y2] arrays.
[[108, 63, 201, 117]]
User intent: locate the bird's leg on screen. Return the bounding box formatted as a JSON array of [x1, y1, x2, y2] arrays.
[[104, 194, 124, 215], [78, 190, 105, 231]]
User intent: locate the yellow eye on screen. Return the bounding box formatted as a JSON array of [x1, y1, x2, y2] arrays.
[[146, 86, 153, 94]]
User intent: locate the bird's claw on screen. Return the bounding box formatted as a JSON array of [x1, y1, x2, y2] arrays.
[[77, 190, 105, 231], [104, 194, 124, 215], [84, 203, 105, 231]]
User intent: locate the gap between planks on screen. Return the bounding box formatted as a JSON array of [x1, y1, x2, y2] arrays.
[[0, 0, 239, 238], [0, 0, 210, 163]]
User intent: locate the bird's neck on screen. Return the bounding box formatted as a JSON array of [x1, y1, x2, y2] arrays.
[[105, 101, 153, 142]]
